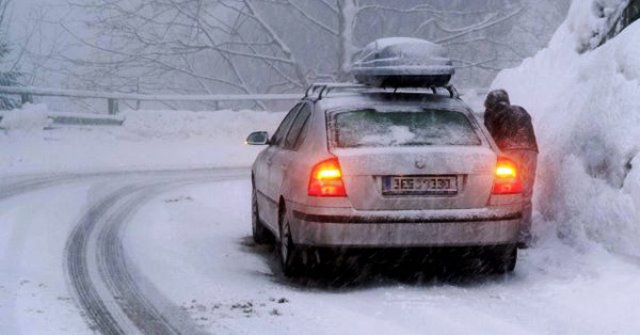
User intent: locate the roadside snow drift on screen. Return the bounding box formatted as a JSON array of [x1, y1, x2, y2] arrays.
[[0, 108, 285, 176], [492, 0, 640, 256], [0, 104, 52, 131]]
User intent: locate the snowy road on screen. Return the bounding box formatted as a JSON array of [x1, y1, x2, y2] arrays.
[[2, 168, 640, 335], [63, 171, 240, 335], [0, 169, 246, 334]]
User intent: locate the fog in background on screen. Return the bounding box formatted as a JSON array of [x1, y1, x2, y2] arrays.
[[3, 0, 571, 112]]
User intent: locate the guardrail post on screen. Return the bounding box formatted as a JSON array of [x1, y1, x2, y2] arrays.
[[108, 98, 119, 115], [21, 93, 33, 105]]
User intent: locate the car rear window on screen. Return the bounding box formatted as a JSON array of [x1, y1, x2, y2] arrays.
[[333, 108, 481, 148]]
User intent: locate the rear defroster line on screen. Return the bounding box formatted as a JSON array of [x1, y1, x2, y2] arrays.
[[64, 173, 245, 335]]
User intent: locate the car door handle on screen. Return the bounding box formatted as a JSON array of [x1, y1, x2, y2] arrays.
[[267, 158, 273, 166]]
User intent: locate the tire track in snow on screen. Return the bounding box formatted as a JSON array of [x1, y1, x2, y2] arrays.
[[97, 184, 184, 334], [0, 168, 242, 201], [65, 185, 140, 335], [0, 174, 83, 201], [64, 170, 246, 335]]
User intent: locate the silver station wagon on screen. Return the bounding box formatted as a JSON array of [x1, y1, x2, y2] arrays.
[[247, 84, 524, 276]]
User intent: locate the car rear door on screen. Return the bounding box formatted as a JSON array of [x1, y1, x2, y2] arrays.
[[260, 103, 302, 228], [268, 103, 312, 208]]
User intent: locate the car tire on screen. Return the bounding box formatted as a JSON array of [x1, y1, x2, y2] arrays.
[[251, 183, 270, 244], [486, 245, 517, 274], [279, 211, 302, 277]]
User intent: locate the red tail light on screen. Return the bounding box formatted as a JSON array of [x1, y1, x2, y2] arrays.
[[308, 157, 347, 197], [492, 157, 523, 194]]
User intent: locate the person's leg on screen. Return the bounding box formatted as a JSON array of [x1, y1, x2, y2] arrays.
[[519, 203, 533, 248], [502, 150, 537, 248], [518, 150, 537, 247]]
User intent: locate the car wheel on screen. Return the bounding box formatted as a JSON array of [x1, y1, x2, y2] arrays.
[[485, 245, 517, 274], [251, 183, 270, 244], [279, 212, 302, 277]]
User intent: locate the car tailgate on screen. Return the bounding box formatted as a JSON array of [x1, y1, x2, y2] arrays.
[[332, 146, 496, 210]]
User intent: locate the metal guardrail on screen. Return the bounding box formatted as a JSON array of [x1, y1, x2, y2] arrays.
[[0, 86, 301, 114]]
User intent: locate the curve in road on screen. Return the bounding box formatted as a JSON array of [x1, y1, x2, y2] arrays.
[[2, 169, 247, 335]]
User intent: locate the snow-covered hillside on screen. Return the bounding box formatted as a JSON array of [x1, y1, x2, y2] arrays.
[[492, 0, 640, 256]]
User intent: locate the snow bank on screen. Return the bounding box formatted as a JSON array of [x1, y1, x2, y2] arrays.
[[492, 1, 640, 256], [0, 109, 286, 176], [0, 104, 52, 131]]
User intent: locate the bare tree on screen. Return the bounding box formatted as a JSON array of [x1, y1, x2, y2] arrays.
[[53, 0, 527, 105], [0, 0, 21, 109]]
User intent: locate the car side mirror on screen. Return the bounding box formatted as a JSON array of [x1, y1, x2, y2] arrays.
[[246, 131, 270, 145]]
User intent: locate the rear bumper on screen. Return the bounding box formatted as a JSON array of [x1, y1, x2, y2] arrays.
[[289, 205, 522, 248]]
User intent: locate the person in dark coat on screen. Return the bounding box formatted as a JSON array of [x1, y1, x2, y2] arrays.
[[484, 89, 539, 248]]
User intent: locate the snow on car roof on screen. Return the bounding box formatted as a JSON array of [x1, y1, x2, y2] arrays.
[[352, 37, 455, 87]]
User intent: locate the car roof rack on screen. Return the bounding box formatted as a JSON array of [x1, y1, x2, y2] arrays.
[[304, 82, 460, 101]]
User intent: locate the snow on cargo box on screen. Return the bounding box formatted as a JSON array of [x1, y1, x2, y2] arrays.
[[352, 37, 455, 87]]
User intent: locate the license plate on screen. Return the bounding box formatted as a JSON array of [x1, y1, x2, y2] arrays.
[[382, 176, 458, 195]]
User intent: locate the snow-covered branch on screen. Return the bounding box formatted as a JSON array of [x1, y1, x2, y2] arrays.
[[46, 0, 540, 102]]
